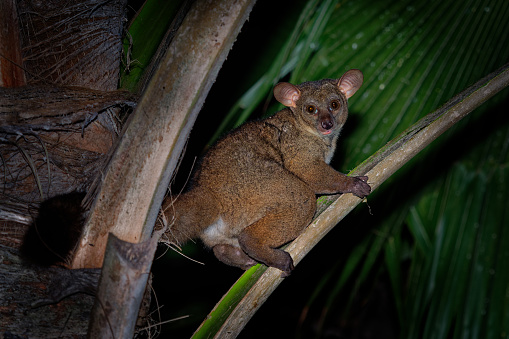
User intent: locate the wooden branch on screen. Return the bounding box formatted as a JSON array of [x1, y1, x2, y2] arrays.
[[87, 232, 158, 339], [71, 0, 257, 266], [194, 63, 509, 338]]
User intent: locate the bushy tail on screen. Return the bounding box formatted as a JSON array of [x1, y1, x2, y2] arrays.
[[21, 192, 86, 266], [160, 187, 220, 246]]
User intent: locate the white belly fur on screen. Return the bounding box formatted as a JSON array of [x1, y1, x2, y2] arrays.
[[201, 216, 240, 249]]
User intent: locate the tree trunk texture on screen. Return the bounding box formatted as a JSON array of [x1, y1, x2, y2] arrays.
[[0, 244, 98, 338], [71, 0, 256, 269], [0, 0, 26, 87], [1, 0, 131, 337], [1, 0, 130, 247], [17, 0, 125, 92], [2, 0, 257, 336], [81, 0, 256, 337]]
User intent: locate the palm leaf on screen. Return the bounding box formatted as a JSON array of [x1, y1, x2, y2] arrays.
[[192, 66, 509, 339], [187, 0, 509, 337]]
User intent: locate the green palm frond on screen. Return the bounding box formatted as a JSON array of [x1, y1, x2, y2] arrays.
[[129, 0, 509, 336], [191, 0, 509, 337]]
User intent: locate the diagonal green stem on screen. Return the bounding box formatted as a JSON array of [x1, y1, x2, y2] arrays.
[[192, 63, 509, 338]]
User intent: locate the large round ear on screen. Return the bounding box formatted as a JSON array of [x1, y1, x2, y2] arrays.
[[274, 82, 301, 108], [338, 69, 363, 99]]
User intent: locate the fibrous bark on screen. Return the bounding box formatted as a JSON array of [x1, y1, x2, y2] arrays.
[[0, 1, 133, 337], [0, 244, 98, 338], [72, 0, 257, 269], [0, 85, 135, 248], [17, 0, 125, 91]]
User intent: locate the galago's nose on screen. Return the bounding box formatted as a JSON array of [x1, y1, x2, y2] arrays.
[[321, 116, 334, 130]]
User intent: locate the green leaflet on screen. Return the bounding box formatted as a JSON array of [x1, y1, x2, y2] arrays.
[[191, 0, 509, 337], [127, 0, 509, 336], [120, 0, 185, 92]]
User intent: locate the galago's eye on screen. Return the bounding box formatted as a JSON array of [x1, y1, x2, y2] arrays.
[[331, 100, 339, 110], [306, 105, 316, 114]]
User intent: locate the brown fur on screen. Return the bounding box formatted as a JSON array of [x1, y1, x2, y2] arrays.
[[21, 192, 86, 266], [162, 69, 370, 275]]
